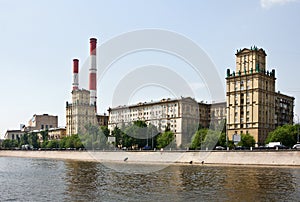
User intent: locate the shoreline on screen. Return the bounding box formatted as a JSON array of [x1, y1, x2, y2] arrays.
[[1, 150, 300, 167]]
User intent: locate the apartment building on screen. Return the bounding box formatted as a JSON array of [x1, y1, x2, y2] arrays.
[[108, 97, 225, 147], [226, 46, 294, 144]]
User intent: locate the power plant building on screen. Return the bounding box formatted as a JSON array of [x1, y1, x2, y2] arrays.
[[66, 38, 108, 136]]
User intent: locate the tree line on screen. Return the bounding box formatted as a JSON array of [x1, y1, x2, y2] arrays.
[[1, 122, 298, 150]]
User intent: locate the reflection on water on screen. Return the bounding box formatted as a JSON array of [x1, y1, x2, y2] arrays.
[[0, 157, 299, 201]]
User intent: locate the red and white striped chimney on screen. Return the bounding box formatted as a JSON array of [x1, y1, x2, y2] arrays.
[[72, 59, 79, 90], [89, 38, 97, 106]]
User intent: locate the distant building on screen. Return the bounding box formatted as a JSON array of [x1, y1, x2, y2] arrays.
[[226, 47, 294, 145], [26, 114, 58, 131], [4, 130, 24, 140], [97, 114, 109, 127], [210, 102, 227, 129], [48, 127, 67, 140]]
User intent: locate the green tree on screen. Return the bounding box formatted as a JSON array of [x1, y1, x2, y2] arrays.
[[217, 132, 234, 149], [266, 124, 297, 147], [2, 139, 18, 149], [202, 130, 221, 150], [156, 131, 175, 149], [100, 126, 110, 137], [238, 133, 255, 147], [20, 133, 29, 146], [112, 126, 123, 147], [46, 140, 58, 148], [28, 132, 39, 148], [42, 140, 49, 148], [40, 130, 48, 142], [190, 128, 208, 149], [72, 134, 84, 149], [81, 124, 108, 150], [59, 137, 66, 148], [122, 121, 148, 148]]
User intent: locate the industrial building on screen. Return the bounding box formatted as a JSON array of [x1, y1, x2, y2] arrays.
[[66, 38, 108, 136]]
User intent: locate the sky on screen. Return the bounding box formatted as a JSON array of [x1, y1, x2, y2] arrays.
[[0, 0, 300, 137]]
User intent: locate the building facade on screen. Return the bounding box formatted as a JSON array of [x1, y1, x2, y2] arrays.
[[97, 114, 109, 127], [4, 130, 24, 140], [26, 114, 58, 131], [108, 97, 226, 148], [66, 89, 97, 136], [226, 47, 294, 145], [48, 127, 67, 140]]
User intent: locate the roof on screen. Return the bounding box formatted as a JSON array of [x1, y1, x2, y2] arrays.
[[109, 97, 197, 110], [235, 46, 267, 56], [5, 129, 23, 133]]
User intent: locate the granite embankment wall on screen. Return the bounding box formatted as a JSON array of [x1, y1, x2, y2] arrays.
[[0, 150, 299, 166]]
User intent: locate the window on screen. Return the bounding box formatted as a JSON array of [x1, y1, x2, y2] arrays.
[[41, 125, 44, 129]]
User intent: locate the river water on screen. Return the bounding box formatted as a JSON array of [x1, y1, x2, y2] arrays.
[[0, 157, 299, 202]]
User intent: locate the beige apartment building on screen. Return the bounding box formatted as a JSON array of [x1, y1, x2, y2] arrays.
[[108, 97, 227, 148], [226, 47, 294, 145]]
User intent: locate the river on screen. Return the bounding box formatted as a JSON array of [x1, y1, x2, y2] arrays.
[[0, 157, 299, 201]]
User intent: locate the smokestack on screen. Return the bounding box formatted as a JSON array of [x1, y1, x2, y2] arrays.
[[89, 38, 97, 106], [72, 59, 79, 90]]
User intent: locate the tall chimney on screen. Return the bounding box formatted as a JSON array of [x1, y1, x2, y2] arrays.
[[89, 38, 97, 106], [72, 59, 79, 90]]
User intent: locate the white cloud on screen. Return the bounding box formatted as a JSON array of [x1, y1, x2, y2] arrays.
[[261, 0, 299, 8]]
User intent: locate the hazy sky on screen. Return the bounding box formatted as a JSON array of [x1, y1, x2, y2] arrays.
[[1, 0, 300, 137]]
